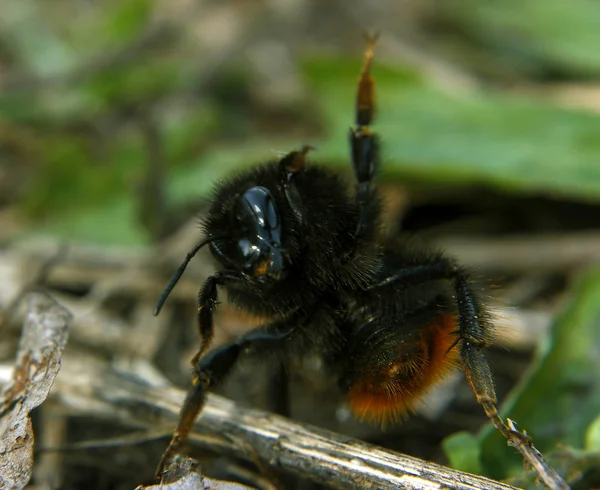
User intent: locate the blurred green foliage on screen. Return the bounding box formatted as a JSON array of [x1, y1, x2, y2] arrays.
[[307, 58, 600, 198], [2, 0, 600, 247], [444, 0, 600, 77], [8, 55, 600, 245]]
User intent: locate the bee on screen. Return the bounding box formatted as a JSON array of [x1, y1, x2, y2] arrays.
[[154, 34, 527, 478]]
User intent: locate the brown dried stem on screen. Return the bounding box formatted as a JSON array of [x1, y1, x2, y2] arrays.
[[44, 352, 522, 490]]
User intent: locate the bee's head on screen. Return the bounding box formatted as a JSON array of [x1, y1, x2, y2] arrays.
[[209, 186, 285, 280], [152, 184, 288, 316]]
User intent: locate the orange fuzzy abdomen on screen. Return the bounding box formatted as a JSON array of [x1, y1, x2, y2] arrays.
[[347, 313, 460, 425]]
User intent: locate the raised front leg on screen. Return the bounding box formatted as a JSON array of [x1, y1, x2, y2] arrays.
[[351, 33, 380, 239]]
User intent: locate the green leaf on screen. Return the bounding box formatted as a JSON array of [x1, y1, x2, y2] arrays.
[[443, 431, 482, 475], [447, 0, 600, 76], [30, 198, 147, 247], [304, 57, 600, 202], [100, 0, 154, 44], [478, 268, 600, 479], [585, 414, 600, 451]]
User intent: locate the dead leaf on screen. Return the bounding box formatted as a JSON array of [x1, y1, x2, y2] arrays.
[[138, 457, 255, 490], [0, 293, 71, 490]]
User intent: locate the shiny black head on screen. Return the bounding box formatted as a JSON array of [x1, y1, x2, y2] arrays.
[[152, 174, 292, 317], [210, 186, 285, 279]]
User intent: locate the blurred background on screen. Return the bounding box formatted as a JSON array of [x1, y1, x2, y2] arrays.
[[1, 0, 600, 489]]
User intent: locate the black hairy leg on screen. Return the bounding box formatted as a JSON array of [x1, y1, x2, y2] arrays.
[[267, 360, 290, 417], [341, 251, 499, 422], [156, 317, 298, 477], [192, 271, 243, 366], [360, 250, 518, 439]]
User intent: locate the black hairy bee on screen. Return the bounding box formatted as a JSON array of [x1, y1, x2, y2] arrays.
[[153, 35, 535, 479]]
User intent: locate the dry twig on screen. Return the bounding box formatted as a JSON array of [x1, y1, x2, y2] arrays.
[[0, 294, 71, 489], [137, 456, 254, 490], [42, 352, 522, 490], [438, 232, 600, 273]]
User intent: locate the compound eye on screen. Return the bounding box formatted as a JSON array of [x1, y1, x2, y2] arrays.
[[237, 237, 261, 262], [220, 186, 284, 278], [237, 186, 280, 235]]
